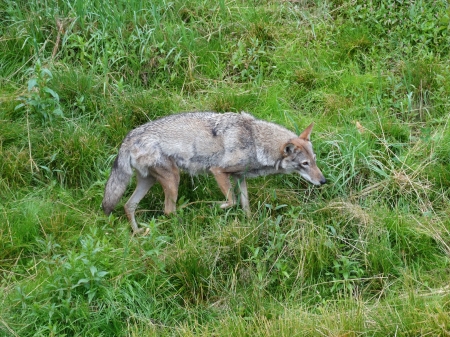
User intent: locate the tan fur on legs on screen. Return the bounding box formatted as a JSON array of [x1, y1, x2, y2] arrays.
[[210, 167, 236, 209], [152, 162, 180, 215]]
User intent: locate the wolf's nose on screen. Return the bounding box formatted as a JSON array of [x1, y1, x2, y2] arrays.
[[320, 177, 327, 185]]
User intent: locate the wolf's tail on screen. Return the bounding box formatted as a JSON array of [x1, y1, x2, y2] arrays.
[[102, 147, 133, 215]]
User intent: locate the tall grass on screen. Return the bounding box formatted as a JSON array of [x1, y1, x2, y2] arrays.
[[1, 0, 450, 336]]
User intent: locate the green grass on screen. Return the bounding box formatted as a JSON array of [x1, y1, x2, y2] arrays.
[[1, 0, 450, 336]]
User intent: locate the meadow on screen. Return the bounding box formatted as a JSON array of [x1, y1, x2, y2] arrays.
[[1, 0, 449, 335]]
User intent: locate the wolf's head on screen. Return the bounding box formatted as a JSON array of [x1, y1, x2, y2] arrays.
[[279, 123, 326, 186]]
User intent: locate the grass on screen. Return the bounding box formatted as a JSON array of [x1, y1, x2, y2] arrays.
[[1, 0, 450, 336]]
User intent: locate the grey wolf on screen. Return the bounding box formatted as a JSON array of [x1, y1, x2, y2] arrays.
[[102, 112, 326, 233]]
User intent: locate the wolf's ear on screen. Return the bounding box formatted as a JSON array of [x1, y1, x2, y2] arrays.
[[283, 143, 296, 156], [299, 123, 314, 141]]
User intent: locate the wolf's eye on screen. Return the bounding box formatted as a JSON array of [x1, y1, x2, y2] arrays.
[[302, 161, 309, 166]]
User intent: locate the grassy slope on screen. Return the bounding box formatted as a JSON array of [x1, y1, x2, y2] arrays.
[[1, 0, 450, 336]]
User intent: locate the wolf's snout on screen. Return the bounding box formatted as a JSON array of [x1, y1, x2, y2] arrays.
[[319, 177, 327, 185]]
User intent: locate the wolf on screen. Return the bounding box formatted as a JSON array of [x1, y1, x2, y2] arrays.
[[102, 112, 326, 233]]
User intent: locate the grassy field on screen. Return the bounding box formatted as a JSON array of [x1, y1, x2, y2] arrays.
[[1, 0, 450, 335]]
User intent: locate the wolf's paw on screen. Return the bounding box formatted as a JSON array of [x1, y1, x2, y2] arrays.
[[133, 227, 150, 236], [219, 201, 235, 209]]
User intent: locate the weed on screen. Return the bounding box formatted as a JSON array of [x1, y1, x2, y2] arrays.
[[344, 0, 450, 56], [326, 255, 364, 296], [15, 60, 63, 124], [229, 37, 275, 83]]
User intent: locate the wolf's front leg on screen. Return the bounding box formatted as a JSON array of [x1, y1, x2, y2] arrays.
[[210, 167, 236, 208]]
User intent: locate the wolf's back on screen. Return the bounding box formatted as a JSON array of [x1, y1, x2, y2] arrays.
[[102, 147, 133, 215]]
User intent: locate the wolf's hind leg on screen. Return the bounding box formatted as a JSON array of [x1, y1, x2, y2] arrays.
[[153, 163, 180, 215], [233, 176, 250, 216], [210, 167, 236, 209], [125, 172, 156, 234]]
